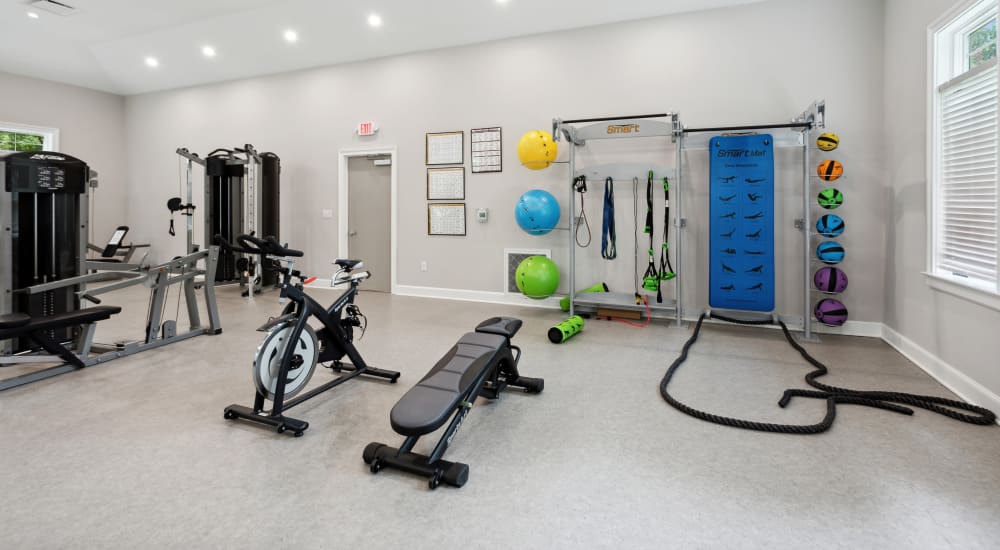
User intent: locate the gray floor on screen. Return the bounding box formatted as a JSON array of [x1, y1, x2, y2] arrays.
[[1, 285, 998, 549]]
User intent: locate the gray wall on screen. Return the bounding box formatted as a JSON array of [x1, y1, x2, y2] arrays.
[[0, 71, 127, 243], [124, 0, 886, 322], [884, 0, 1000, 399]]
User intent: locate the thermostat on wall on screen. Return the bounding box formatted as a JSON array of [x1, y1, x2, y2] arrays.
[[477, 208, 489, 223]]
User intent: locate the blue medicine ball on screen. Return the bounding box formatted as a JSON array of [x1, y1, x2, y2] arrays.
[[515, 189, 560, 235], [816, 214, 845, 238], [816, 241, 845, 264]]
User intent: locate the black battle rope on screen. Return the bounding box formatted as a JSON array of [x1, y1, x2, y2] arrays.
[[660, 312, 996, 434], [574, 175, 592, 247], [642, 171, 660, 303], [601, 177, 617, 259]]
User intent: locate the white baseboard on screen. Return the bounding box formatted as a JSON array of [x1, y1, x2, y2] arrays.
[[394, 284, 562, 309], [813, 320, 884, 338], [882, 324, 1000, 420]]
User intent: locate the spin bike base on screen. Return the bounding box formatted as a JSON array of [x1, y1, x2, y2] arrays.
[[223, 361, 400, 437], [223, 405, 310, 436]]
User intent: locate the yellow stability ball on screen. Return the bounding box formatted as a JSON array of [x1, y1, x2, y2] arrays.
[[517, 130, 558, 170]]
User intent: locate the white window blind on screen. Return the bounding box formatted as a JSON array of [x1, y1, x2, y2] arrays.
[[937, 61, 999, 287]]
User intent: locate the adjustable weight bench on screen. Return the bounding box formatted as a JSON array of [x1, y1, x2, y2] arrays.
[[363, 316, 543, 489], [0, 306, 122, 390]]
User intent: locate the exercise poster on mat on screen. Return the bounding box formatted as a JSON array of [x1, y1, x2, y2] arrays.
[[708, 134, 775, 312]]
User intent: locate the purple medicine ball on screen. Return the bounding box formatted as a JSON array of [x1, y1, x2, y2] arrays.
[[814, 298, 848, 327], [813, 267, 848, 294]]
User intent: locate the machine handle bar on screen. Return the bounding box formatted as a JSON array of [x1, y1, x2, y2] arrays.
[[233, 234, 304, 258]]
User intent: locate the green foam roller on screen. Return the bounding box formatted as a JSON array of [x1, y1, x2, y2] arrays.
[[548, 315, 585, 344], [559, 282, 610, 312]]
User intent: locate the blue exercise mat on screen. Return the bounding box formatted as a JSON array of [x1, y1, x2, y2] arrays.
[[709, 134, 775, 312]]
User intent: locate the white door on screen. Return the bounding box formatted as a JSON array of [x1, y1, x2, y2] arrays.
[[347, 155, 391, 292]]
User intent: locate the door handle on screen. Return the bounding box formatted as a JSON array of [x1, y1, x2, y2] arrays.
[[348, 231, 358, 237]]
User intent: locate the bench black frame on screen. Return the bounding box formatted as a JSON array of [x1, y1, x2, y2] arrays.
[[222, 234, 400, 437], [364, 318, 543, 489]]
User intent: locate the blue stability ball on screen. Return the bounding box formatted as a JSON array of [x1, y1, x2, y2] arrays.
[[515, 189, 561, 235]]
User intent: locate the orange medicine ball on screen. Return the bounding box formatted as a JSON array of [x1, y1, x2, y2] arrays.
[[817, 160, 843, 182]]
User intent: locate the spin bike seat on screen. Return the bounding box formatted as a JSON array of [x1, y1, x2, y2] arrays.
[[334, 259, 363, 270]]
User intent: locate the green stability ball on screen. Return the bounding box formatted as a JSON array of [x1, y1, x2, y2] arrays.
[[516, 256, 560, 299]]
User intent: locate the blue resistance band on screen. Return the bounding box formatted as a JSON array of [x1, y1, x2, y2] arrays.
[[602, 177, 617, 260]]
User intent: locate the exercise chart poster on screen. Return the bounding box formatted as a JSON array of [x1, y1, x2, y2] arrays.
[[471, 127, 502, 173]]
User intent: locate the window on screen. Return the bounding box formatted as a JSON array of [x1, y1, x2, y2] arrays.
[[930, 0, 1000, 298], [0, 122, 59, 153]]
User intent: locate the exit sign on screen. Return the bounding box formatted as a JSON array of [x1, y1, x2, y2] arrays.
[[357, 121, 378, 136]]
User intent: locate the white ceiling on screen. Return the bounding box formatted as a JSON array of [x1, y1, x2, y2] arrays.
[[0, 0, 764, 96]]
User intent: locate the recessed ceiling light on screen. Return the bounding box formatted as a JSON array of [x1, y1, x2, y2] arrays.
[[202, 46, 216, 58], [145, 56, 159, 68], [496, 0, 510, 4], [368, 13, 382, 28], [27, 11, 39, 19], [283, 29, 298, 43]]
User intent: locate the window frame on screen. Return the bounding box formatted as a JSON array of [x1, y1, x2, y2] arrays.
[[0, 121, 60, 153], [927, 0, 1000, 308]]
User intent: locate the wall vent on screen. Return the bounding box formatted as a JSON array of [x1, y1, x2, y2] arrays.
[[504, 248, 551, 294], [31, 0, 79, 16]]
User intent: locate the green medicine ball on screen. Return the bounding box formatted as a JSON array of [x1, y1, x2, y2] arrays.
[[817, 187, 844, 209]]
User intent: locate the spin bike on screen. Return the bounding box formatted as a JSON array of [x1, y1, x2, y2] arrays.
[[219, 234, 400, 436]]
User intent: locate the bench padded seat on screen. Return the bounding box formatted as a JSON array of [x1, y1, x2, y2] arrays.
[[0, 306, 122, 338], [390, 331, 507, 436]]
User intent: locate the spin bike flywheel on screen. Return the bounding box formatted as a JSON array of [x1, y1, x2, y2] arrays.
[[253, 322, 319, 400]]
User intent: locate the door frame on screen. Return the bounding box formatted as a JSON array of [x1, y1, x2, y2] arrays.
[[338, 146, 398, 294]]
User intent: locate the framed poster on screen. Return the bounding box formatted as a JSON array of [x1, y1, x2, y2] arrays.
[[426, 131, 464, 165], [471, 127, 502, 173], [428, 203, 466, 236], [427, 167, 465, 200]]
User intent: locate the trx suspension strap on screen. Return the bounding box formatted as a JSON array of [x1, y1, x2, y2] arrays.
[[642, 171, 660, 302], [659, 175, 676, 289], [601, 177, 617, 259]]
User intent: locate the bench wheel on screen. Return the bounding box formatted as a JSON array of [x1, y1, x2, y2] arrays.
[[443, 463, 470, 488], [522, 378, 544, 394], [224, 410, 236, 420], [370, 459, 383, 474], [362, 442, 385, 464]]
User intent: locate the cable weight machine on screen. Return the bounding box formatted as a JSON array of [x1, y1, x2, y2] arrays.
[[174, 145, 281, 299], [1, 150, 222, 391]]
